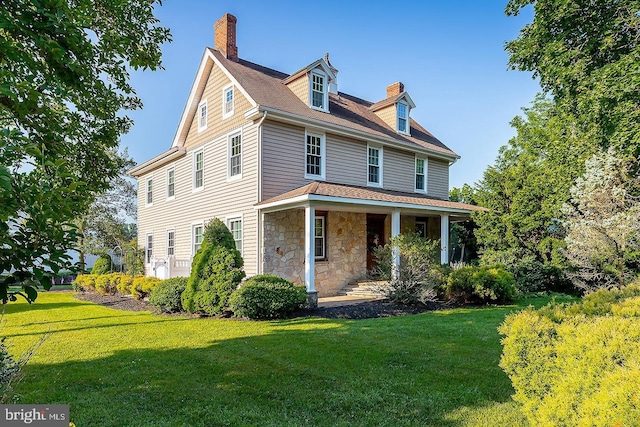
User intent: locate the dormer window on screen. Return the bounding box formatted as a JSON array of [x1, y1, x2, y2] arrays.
[[310, 70, 328, 112], [397, 102, 409, 134]]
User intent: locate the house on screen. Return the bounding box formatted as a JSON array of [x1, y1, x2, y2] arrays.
[[128, 13, 483, 306]]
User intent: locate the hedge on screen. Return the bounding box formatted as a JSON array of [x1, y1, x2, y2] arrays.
[[229, 275, 307, 319], [499, 283, 640, 426]]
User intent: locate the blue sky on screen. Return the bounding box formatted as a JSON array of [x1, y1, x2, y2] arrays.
[[123, 0, 540, 189]]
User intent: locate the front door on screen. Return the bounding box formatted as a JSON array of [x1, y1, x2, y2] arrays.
[[366, 214, 386, 272]]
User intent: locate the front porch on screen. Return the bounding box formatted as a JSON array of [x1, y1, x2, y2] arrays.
[[256, 182, 483, 302]]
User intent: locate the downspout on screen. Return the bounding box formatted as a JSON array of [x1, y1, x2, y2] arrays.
[[256, 110, 268, 274]]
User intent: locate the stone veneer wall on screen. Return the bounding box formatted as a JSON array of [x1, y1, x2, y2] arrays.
[[262, 210, 367, 297]]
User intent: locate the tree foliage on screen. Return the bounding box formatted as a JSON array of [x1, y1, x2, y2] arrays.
[[563, 149, 640, 291], [0, 1, 170, 302], [505, 0, 640, 154], [473, 98, 591, 289]]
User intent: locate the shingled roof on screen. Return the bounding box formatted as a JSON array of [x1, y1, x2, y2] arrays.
[[208, 49, 458, 158], [256, 181, 486, 213]]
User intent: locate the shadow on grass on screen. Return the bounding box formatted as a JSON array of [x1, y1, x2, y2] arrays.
[[15, 308, 521, 427]]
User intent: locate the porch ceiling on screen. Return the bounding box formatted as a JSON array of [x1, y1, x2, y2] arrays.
[[255, 181, 485, 220]]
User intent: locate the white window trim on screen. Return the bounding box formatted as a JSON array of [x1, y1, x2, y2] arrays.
[[197, 99, 208, 132], [367, 144, 383, 188], [414, 156, 427, 193], [192, 148, 204, 192], [166, 167, 175, 201], [145, 233, 154, 265], [314, 214, 326, 260], [226, 214, 243, 256], [191, 222, 204, 257], [222, 84, 234, 119], [309, 69, 329, 113], [227, 130, 242, 181], [166, 228, 175, 257], [304, 130, 326, 180], [397, 101, 410, 135], [145, 177, 153, 207]]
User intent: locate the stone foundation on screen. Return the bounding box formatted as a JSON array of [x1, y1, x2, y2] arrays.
[[262, 210, 367, 297]]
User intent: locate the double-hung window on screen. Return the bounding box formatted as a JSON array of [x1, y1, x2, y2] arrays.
[[305, 132, 325, 180], [167, 167, 175, 199], [310, 71, 327, 111], [192, 224, 203, 255], [415, 157, 426, 192], [198, 100, 207, 131], [367, 146, 382, 187], [146, 178, 153, 206], [397, 102, 409, 134], [314, 215, 326, 259], [167, 230, 175, 256], [193, 149, 204, 191], [229, 132, 242, 178], [222, 85, 234, 118], [146, 234, 153, 263], [227, 218, 243, 254]]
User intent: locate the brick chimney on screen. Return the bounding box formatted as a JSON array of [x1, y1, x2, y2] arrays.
[[386, 82, 404, 98], [214, 13, 238, 61]]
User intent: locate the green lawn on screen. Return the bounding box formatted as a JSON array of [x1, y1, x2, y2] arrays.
[[1, 292, 553, 426]]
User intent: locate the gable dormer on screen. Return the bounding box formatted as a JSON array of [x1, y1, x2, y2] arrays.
[[283, 56, 337, 113], [370, 82, 416, 136]]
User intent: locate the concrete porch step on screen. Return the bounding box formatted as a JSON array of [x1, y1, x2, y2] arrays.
[[337, 280, 389, 298]]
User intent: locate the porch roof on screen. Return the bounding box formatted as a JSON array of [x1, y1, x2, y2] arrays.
[[255, 181, 486, 217]]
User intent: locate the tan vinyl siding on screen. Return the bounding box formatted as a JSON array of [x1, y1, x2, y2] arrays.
[[285, 74, 309, 106], [137, 121, 259, 276], [183, 63, 253, 150], [428, 158, 450, 199], [383, 147, 414, 192], [373, 104, 396, 131], [261, 121, 307, 200], [326, 134, 367, 187]]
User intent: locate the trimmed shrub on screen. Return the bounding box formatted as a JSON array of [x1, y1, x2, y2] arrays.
[[91, 255, 112, 275], [149, 277, 188, 313], [94, 274, 116, 296], [229, 275, 307, 319], [181, 219, 245, 315], [445, 265, 516, 304], [508, 259, 573, 295], [116, 275, 135, 295], [499, 283, 640, 426], [72, 274, 97, 292], [131, 276, 161, 300]]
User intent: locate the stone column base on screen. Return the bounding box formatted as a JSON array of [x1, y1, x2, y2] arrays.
[[307, 291, 318, 309]]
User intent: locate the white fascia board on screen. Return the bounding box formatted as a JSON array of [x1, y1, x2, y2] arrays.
[[127, 147, 186, 177], [255, 193, 475, 215], [171, 49, 258, 148], [258, 106, 459, 162]]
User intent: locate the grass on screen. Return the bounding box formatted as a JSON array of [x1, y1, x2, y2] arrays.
[[0, 292, 563, 426]]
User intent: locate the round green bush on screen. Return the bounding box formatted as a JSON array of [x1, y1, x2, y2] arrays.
[[91, 255, 112, 275], [149, 277, 188, 313], [445, 265, 516, 304], [229, 275, 307, 319]]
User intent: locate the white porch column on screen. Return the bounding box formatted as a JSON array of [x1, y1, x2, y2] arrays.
[[391, 210, 401, 280], [304, 204, 318, 308], [440, 213, 450, 265]]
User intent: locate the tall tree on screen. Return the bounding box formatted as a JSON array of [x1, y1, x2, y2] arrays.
[[505, 0, 640, 154], [0, 1, 171, 302], [563, 149, 640, 291]]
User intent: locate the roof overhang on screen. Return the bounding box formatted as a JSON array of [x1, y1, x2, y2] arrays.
[[127, 147, 186, 177], [247, 105, 459, 162]]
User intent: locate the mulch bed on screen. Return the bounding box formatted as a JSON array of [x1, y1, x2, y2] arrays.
[[73, 292, 452, 319]]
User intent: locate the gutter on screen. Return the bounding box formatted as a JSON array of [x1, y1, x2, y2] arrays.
[[252, 106, 460, 163], [255, 110, 268, 274], [127, 147, 187, 177]]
